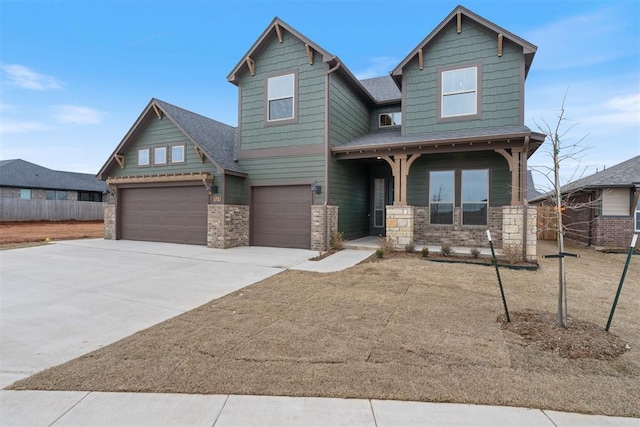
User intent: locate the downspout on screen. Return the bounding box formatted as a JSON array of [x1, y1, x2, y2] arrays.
[[324, 58, 341, 250], [587, 191, 595, 246], [522, 136, 530, 261]]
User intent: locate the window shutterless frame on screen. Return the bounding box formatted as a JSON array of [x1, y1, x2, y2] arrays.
[[436, 62, 482, 123], [171, 145, 185, 164], [461, 169, 489, 226], [138, 148, 150, 166], [429, 170, 455, 225], [379, 112, 402, 128], [154, 147, 167, 165], [265, 70, 298, 126]]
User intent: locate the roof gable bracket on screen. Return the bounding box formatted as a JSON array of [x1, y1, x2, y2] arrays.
[[497, 34, 503, 57], [246, 57, 255, 76], [114, 154, 125, 169], [456, 11, 462, 33], [152, 103, 163, 119], [305, 43, 314, 65], [274, 22, 283, 43], [417, 49, 424, 70], [195, 146, 205, 163]]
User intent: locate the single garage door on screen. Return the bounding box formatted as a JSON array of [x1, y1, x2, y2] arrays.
[[251, 185, 312, 249], [120, 185, 208, 245]]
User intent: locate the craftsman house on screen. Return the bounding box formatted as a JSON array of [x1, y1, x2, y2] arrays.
[[532, 155, 640, 250], [98, 5, 545, 260]]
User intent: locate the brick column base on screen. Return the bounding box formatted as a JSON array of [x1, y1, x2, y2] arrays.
[[208, 204, 249, 249], [386, 205, 414, 251], [502, 205, 537, 261], [311, 205, 339, 251], [104, 205, 116, 240]]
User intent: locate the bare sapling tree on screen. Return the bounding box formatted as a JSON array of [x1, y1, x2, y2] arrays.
[[533, 91, 591, 327]]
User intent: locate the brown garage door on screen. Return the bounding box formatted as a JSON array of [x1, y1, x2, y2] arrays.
[[251, 185, 311, 249], [120, 185, 208, 245]]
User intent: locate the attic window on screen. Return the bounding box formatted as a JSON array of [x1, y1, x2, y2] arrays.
[[379, 112, 402, 128], [267, 73, 295, 122], [138, 149, 150, 166], [171, 145, 185, 163]]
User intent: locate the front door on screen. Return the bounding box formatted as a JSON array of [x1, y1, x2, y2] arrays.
[[370, 177, 393, 236]]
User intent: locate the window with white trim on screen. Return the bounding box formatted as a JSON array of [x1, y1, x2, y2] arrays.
[[441, 66, 477, 118], [171, 145, 185, 163], [461, 169, 489, 226], [138, 148, 150, 166], [379, 112, 402, 128], [267, 73, 295, 121], [429, 170, 454, 225], [154, 147, 167, 165]]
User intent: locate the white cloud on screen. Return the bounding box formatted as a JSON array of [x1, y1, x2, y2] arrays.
[[1, 64, 63, 90], [525, 7, 633, 70], [0, 120, 50, 134], [52, 105, 106, 124], [353, 57, 399, 80]]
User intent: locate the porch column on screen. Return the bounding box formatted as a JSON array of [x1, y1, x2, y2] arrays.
[[495, 148, 523, 205], [381, 154, 421, 206]]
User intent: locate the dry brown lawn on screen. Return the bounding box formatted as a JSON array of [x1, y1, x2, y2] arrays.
[[0, 220, 103, 247], [8, 240, 640, 417]]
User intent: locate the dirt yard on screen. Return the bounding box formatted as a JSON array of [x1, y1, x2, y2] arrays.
[[8, 240, 640, 417], [0, 221, 104, 248]]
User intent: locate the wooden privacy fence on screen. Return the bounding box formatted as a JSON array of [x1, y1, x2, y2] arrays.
[[536, 205, 557, 240], [0, 199, 105, 221]]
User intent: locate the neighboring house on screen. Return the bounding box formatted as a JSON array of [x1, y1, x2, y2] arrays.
[[532, 155, 640, 250], [98, 5, 545, 260], [0, 159, 106, 221]]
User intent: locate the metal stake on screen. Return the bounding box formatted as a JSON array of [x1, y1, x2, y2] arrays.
[[487, 230, 509, 322], [605, 234, 638, 332]]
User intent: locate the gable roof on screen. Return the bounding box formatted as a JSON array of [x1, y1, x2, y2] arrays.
[[97, 98, 245, 180], [0, 159, 106, 192], [558, 155, 640, 193], [391, 5, 537, 84], [226, 17, 377, 106]]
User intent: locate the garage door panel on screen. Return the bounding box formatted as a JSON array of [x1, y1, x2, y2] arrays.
[[120, 186, 208, 245], [251, 185, 311, 249]]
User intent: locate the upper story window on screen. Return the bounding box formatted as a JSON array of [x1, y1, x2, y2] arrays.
[[267, 73, 295, 122], [171, 145, 185, 163], [429, 170, 455, 225], [441, 66, 478, 118], [138, 148, 150, 166], [379, 112, 402, 128], [461, 169, 489, 226], [154, 147, 167, 165]]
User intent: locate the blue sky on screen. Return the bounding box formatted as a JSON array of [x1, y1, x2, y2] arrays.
[[1, 0, 638, 191]]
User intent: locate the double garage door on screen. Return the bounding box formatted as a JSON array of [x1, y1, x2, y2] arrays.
[[120, 185, 208, 245], [251, 185, 312, 249]]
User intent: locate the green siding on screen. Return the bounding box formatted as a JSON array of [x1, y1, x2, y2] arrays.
[[109, 116, 224, 198], [407, 151, 511, 206], [329, 157, 369, 238], [329, 73, 369, 146], [225, 174, 248, 205], [238, 31, 326, 152], [404, 19, 521, 136], [241, 155, 325, 204]]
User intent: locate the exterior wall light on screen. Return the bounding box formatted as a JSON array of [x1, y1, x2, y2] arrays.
[[311, 181, 321, 195]]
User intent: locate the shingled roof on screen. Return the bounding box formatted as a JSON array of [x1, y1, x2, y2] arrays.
[[0, 159, 106, 192], [558, 155, 640, 192], [98, 98, 245, 179], [359, 76, 401, 103]]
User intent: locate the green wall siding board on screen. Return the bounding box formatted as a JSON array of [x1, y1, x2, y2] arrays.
[[225, 174, 248, 205], [407, 151, 511, 206], [238, 31, 326, 152], [404, 20, 522, 136], [329, 74, 369, 146], [329, 157, 369, 238]]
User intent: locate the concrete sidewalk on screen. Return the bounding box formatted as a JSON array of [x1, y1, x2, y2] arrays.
[[2, 391, 637, 426]]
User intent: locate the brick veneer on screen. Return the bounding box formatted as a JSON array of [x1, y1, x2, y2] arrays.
[[414, 206, 503, 248], [311, 205, 339, 251], [208, 204, 249, 249], [386, 206, 414, 250], [104, 204, 116, 240], [594, 216, 635, 249]]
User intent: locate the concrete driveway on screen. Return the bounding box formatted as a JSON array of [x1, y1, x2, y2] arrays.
[[0, 239, 317, 388]]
